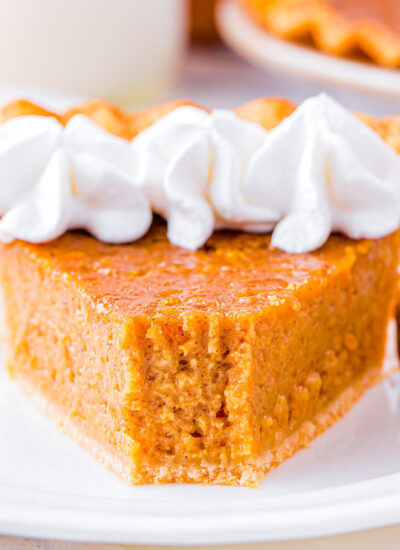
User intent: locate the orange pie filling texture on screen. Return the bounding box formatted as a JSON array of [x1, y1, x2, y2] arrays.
[[0, 98, 399, 486]]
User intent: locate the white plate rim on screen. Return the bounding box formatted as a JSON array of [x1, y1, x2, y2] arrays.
[[2, 471, 400, 544], [216, 0, 400, 99]]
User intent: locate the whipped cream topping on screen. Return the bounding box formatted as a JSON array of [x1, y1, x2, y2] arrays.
[[259, 94, 400, 253], [0, 114, 151, 244], [131, 94, 400, 253], [131, 106, 274, 250], [0, 93, 400, 253]]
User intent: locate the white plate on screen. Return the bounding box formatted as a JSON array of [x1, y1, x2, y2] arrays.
[[216, 0, 400, 99], [1, 324, 400, 546], [0, 86, 400, 547]]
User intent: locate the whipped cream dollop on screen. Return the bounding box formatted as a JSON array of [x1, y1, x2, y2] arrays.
[[1, 93, 400, 253], [131, 106, 274, 250], [0, 114, 151, 244], [131, 93, 400, 253]]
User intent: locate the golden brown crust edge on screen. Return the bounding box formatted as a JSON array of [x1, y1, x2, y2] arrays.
[[0, 97, 297, 138], [1, 96, 400, 156], [0, 98, 202, 140], [13, 361, 383, 486], [239, 0, 400, 68]]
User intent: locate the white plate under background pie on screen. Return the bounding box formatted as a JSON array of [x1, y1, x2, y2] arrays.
[[216, 0, 400, 99], [1, 321, 400, 545]]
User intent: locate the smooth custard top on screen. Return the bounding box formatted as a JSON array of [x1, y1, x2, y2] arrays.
[[16, 218, 382, 317]]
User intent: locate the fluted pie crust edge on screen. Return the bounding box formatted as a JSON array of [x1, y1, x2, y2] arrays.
[[239, 0, 400, 68]]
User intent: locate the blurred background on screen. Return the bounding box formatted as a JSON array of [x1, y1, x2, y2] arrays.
[[0, 0, 399, 115]]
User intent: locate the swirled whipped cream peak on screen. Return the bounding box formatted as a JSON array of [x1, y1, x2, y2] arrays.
[[131, 106, 274, 250], [0, 114, 152, 244], [263, 93, 400, 253], [0, 93, 400, 253], [131, 93, 400, 253]]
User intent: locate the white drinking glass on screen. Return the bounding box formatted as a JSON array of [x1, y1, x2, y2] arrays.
[[0, 0, 187, 107]]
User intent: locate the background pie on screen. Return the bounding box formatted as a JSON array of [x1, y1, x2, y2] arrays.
[[239, 0, 400, 67]]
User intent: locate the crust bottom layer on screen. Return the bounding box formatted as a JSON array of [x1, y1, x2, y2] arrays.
[[10, 364, 383, 487]]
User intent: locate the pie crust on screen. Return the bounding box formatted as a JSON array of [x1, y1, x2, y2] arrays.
[[0, 98, 399, 486], [239, 0, 400, 67]]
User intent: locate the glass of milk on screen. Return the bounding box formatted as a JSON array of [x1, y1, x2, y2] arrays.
[[0, 0, 187, 107]]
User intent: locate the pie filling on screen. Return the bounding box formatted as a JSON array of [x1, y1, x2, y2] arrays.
[[0, 96, 399, 486]]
